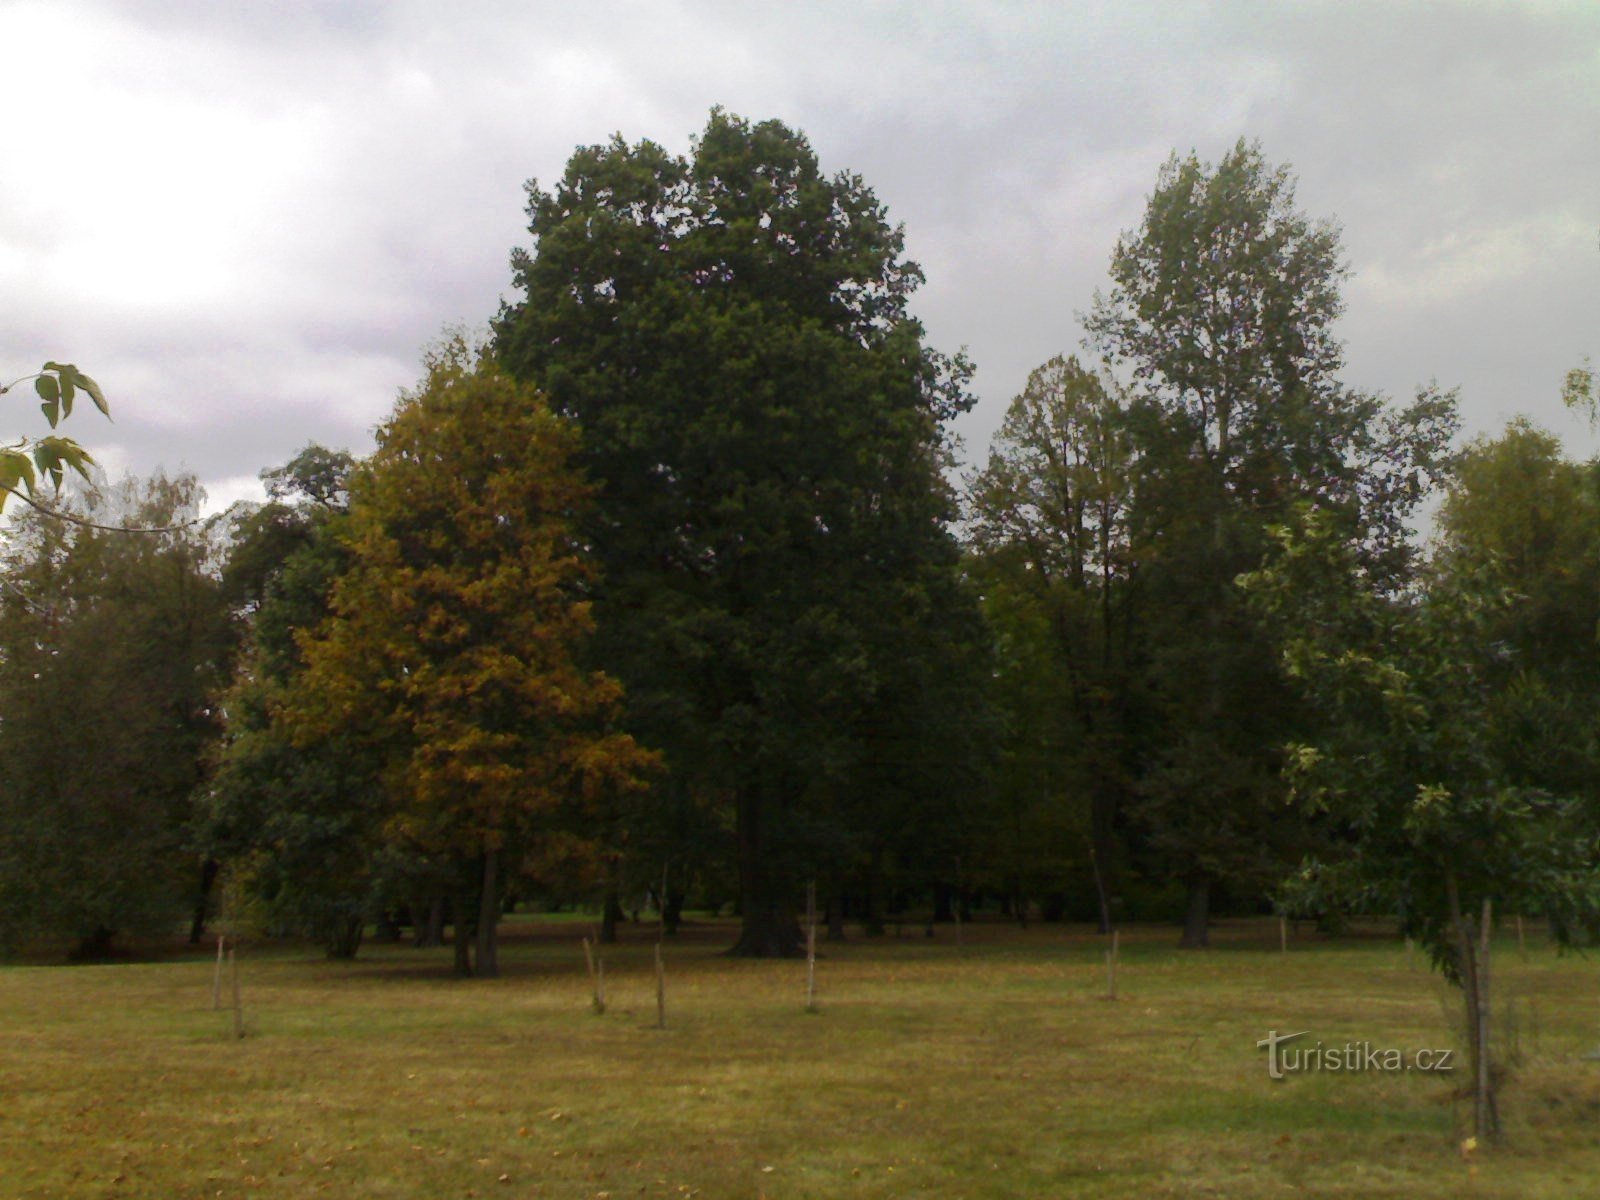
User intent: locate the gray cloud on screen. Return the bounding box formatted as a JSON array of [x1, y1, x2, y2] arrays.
[[3, 0, 1595, 517]]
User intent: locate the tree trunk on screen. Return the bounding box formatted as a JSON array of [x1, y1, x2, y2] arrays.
[[451, 894, 473, 978], [1089, 809, 1115, 935], [414, 896, 445, 948], [373, 911, 401, 942], [1447, 874, 1499, 1140], [861, 847, 886, 937], [826, 890, 846, 942], [726, 783, 801, 957], [1179, 873, 1211, 948], [72, 927, 116, 961], [326, 915, 364, 960], [662, 884, 684, 936], [600, 886, 622, 945], [187, 858, 220, 945], [416, 902, 448, 947], [474, 848, 500, 979]]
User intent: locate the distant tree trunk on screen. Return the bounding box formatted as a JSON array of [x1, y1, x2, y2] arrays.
[[826, 889, 846, 942], [451, 894, 473, 977], [72, 927, 116, 961], [1007, 877, 1029, 928], [372, 912, 401, 943], [1088, 826, 1114, 935], [600, 886, 622, 945], [326, 915, 364, 960], [474, 848, 500, 979], [933, 882, 954, 923], [726, 783, 801, 957], [1179, 872, 1211, 948], [188, 858, 220, 945], [414, 897, 444, 948], [861, 847, 886, 937], [662, 884, 684, 936]]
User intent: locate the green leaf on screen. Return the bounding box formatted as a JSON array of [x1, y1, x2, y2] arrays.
[[35, 374, 61, 427], [0, 448, 38, 497], [79, 373, 109, 417], [65, 443, 95, 480], [33, 441, 63, 490]]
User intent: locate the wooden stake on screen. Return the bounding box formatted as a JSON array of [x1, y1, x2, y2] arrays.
[[229, 947, 243, 1039], [1279, 915, 1288, 955], [597, 958, 606, 1014], [212, 935, 225, 1010], [654, 942, 666, 1030], [1105, 929, 1119, 1000], [805, 881, 818, 1013]]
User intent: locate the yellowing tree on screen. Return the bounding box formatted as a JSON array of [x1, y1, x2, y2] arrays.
[[284, 341, 653, 976]]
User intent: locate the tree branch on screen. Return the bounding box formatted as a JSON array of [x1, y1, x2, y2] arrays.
[[2, 485, 200, 534]]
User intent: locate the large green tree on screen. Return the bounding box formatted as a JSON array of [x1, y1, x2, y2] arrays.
[[0, 476, 232, 957], [201, 446, 389, 958], [1082, 140, 1454, 945], [968, 356, 1138, 931], [496, 110, 983, 956]]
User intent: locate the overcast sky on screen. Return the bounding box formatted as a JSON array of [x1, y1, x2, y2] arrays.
[[3, 0, 1595, 515]]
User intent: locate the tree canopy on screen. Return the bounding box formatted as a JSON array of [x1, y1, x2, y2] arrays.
[[1074, 140, 1454, 945], [274, 343, 654, 976], [496, 109, 986, 956]]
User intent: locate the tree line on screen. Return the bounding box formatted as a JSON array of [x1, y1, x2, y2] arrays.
[[4, 113, 1597, 1051]]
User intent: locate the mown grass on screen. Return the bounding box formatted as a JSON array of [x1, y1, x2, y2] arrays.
[[2, 916, 1598, 1198]]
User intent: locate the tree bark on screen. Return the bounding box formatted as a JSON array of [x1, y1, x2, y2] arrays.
[[600, 886, 622, 945], [726, 783, 801, 957], [1447, 874, 1498, 1140], [1089, 806, 1115, 935], [662, 884, 684, 936], [326, 915, 364, 960], [1179, 872, 1211, 948], [187, 858, 220, 945], [474, 848, 500, 979], [414, 896, 445, 948]]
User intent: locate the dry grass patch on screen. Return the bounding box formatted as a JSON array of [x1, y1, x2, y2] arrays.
[[2, 917, 1597, 1198]]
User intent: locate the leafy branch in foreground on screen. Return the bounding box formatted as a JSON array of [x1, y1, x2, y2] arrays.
[[0, 362, 108, 505]]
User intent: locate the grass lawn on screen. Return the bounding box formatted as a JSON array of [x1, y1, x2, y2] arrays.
[[3, 916, 1598, 1198]]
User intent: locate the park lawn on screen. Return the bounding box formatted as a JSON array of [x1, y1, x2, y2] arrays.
[[2, 917, 1598, 1199]]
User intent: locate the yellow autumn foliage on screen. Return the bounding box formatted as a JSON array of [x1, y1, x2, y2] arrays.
[[280, 337, 655, 860]]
